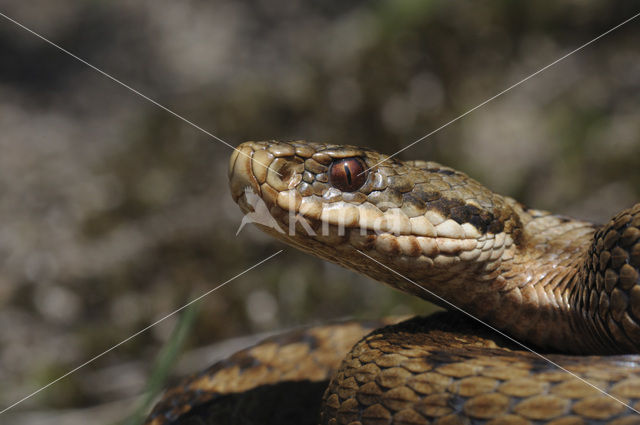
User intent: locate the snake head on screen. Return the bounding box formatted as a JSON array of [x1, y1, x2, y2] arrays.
[[229, 141, 525, 303]]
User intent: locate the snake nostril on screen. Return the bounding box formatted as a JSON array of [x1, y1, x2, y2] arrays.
[[272, 158, 304, 189], [280, 163, 294, 181]]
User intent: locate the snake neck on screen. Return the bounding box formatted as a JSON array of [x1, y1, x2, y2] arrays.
[[481, 206, 598, 353], [470, 203, 640, 354]]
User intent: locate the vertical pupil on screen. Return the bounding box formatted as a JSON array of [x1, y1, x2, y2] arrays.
[[343, 163, 352, 184], [329, 158, 366, 192]]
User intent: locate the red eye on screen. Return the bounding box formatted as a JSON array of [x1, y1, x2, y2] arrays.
[[329, 158, 367, 192]]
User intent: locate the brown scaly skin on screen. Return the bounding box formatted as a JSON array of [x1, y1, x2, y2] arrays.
[[321, 313, 640, 425], [145, 320, 390, 425], [146, 141, 640, 424]]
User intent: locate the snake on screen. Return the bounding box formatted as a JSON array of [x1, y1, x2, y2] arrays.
[[145, 140, 640, 425]]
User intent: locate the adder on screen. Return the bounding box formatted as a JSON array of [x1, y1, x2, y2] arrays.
[[146, 141, 640, 425]]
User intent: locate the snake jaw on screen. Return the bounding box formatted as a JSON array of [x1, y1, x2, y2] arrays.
[[230, 140, 517, 263]]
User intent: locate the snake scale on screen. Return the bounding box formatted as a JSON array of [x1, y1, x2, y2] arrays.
[[146, 141, 640, 425]]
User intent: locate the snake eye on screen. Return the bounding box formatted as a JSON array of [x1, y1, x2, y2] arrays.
[[329, 158, 367, 192]]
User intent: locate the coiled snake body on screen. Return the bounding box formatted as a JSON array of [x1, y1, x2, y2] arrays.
[[146, 141, 640, 425]]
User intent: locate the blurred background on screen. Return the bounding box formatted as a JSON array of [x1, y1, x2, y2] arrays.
[[0, 0, 639, 423]]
